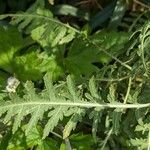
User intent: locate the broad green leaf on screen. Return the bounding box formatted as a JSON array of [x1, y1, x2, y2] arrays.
[[39, 54, 64, 80], [0, 26, 23, 73], [65, 38, 99, 76], [12, 45, 63, 81], [65, 30, 129, 76], [7, 126, 41, 150], [7, 125, 59, 150], [37, 139, 59, 150], [91, 30, 130, 63], [61, 133, 94, 150], [13, 50, 43, 81]]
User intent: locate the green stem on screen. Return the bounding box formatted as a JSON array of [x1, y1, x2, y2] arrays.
[[101, 128, 113, 150], [2, 101, 150, 109], [0, 13, 80, 34]]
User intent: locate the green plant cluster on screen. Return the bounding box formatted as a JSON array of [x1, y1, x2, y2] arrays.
[[0, 0, 150, 149]]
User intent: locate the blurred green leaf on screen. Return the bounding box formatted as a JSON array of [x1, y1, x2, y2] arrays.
[[65, 37, 99, 76], [108, 0, 127, 29], [39, 52, 64, 80], [0, 130, 12, 150], [89, 1, 116, 30], [13, 49, 43, 81], [65, 30, 129, 76], [7, 126, 41, 150], [61, 133, 94, 150], [52, 4, 90, 21], [112, 109, 122, 135], [0, 26, 23, 73], [37, 139, 59, 150]]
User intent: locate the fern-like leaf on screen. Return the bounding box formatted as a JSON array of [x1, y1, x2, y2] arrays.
[[0, 8, 77, 48], [0, 74, 149, 139], [43, 106, 68, 138], [89, 76, 100, 100], [63, 107, 86, 139]]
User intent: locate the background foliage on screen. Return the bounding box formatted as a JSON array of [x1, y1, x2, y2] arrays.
[[0, 0, 150, 149]]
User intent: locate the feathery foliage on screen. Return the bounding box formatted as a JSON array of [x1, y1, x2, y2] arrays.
[[0, 73, 149, 140], [0, 0, 149, 149]]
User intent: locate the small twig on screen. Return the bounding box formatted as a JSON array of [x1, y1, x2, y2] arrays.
[[101, 128, 113, 149], [134, 0, 150, 9], [128, 11, 146, 32], [124, 77, 132, 104], [51, 131, 63, 139], [95, 75, 130, 82], [64, 137, 72, 150]]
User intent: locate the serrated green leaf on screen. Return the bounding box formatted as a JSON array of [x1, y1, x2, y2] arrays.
[[31, 22, 75, 48], [63, 108, 85, 139], [112, 108, 122, 135], [65, 38, 99, 76], [91, 110, 103, 142], [37, 139, 58, 150], [107, 84, 116, 102], [67, 75, 78, 101], [43, 74, 56, 100], [91, 30, 130, 63], [43, 106, 68, 139], [89, 76, 99, 99], [12, 106, 25, 133], [13, 50, 43, 81], [23, 81, 37, 100], [25, 105, 49, 135], [10, 1, 45, 33], [65, 30, 129, 76], [8, 126, 41, 150], [40, 54, 64, 81], [130, 138, 149, 150], [59, 28, 76, 44]]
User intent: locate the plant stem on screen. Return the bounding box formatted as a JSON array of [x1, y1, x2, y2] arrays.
[[2, 101, 150, 109], [124, 77, 132, 104], [101, 128, 113, 150]]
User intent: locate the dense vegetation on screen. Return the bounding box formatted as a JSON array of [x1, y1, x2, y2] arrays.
[[0, 0, 150, 149]]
